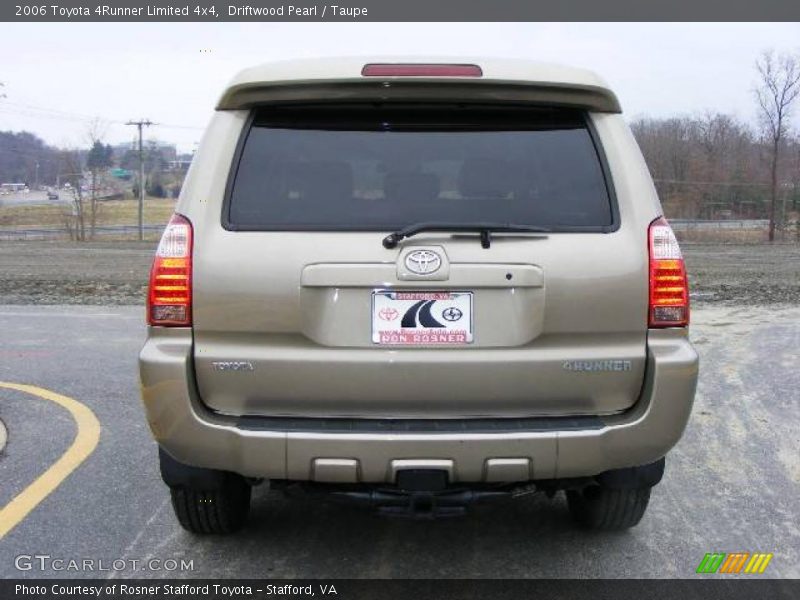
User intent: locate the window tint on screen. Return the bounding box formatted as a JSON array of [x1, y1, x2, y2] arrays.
[[227, 106, 613, 230]]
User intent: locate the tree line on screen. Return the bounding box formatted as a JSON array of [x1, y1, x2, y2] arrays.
[[0, 126, 182, 241], [633, 50, 800, 241], [0, 130, 61, 187], [3, 119, 798, 235], [2, 50, 798, 241], [631, 112, 799, 221], [0, 132, 170, 190]]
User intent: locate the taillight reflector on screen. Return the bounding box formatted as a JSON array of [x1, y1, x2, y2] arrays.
[[148, 213, 192, 326], [361, 63, 483, 77], [648, 216, 689, 327]]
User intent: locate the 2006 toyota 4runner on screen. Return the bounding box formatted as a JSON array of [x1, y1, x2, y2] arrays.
[[139, 58, 699, 534]]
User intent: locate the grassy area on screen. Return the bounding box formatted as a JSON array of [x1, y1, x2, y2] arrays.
[[0, 196, 176, 229]]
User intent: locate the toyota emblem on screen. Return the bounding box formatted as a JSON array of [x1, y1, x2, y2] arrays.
[[378, 307, 399, 321], [404, 250, 442, 275]]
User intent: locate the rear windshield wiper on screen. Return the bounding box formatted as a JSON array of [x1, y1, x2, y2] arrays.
[[382, 222, 551, 249]]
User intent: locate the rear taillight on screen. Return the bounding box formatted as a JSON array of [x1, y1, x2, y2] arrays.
[[147, 213, 192, 326], [361, 63, 483, 77], [648, 216, 689, 328]]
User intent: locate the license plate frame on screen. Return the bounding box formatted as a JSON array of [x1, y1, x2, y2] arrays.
[[371, 290, 474, 345]]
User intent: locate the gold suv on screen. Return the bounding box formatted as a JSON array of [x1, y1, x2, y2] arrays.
[[139, 58, 698, 533]]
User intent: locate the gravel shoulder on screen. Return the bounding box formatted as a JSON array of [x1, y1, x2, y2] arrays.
[[0, 240, 156, 305], [683, 242, 800, 305], [0, 240, 798, 305]]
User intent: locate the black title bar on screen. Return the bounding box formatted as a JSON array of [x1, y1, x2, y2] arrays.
[[3, 579, 800, 600], [4, 0, 800, 22]]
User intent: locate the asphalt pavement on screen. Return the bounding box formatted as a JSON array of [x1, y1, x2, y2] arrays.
[[0, 304, 798, 578]]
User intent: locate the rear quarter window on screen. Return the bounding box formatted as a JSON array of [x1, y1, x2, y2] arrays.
[[225, 105, 616, 231]]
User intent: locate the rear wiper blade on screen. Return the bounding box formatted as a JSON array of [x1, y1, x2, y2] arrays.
[[382, 222, 551, 249]]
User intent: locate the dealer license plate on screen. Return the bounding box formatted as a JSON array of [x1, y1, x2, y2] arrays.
[[371, 291, 473, 345]]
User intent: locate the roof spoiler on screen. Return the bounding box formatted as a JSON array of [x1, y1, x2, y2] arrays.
[[216, 80, 622, 113]]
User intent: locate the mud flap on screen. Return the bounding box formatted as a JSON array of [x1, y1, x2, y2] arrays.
[[595, 457, 666, 489], [159, 447, 230, 490]]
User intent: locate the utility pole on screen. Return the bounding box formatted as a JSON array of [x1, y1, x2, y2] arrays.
[[125, 119, 153, 241]]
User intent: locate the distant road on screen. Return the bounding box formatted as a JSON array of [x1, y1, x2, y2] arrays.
[[0, 190, 71, 207], [0, 224, 164, 240]]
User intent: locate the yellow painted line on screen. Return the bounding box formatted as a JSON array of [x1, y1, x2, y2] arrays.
[[0, 382, 101, 539]]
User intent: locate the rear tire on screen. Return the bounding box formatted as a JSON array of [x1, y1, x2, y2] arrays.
[[169, 474, 251, 534], [566, 485, 651, 530]]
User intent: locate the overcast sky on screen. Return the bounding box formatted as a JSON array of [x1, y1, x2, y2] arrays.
[[1, 22, 798, 152]]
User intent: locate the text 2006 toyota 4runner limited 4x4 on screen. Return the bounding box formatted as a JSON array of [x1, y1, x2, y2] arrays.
[[139, 58, 699, 534]]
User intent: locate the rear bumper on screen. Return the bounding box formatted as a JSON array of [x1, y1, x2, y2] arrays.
[[139, 328, 698, 483]]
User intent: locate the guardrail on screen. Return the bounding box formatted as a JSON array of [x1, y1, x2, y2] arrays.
[[669, 219, 770, 230], [0, 219, 787, 240]]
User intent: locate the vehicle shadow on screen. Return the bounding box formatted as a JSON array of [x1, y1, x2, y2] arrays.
[[197, 484, 634, 578]]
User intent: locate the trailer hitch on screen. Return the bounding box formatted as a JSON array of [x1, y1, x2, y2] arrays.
[[330, 488, 516, 519]]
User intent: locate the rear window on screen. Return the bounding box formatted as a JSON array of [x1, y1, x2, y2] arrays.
[[225, 105, 615, 231]]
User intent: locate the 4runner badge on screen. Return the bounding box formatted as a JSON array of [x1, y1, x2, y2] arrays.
[[563, 360, 632, 372]]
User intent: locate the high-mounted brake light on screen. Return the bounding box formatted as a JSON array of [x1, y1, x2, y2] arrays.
[[147, 213, 192, 326], [361, 63, 483, 77], [648, 216, 689, 327]]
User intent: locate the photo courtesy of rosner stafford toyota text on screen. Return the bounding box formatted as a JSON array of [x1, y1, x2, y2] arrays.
[[0, 1, 798, 599]]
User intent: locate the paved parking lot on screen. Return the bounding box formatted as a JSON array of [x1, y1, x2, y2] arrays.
[[0, 304, 798, 578]]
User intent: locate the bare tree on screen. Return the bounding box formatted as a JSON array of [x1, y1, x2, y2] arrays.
[[59, 150, 86, 241], [631, 116, 698, 217], [697, 112, 737, 172], [85, 118, 110, 239], [793, 139, 800, 240], [754, 50, 800, 241]]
